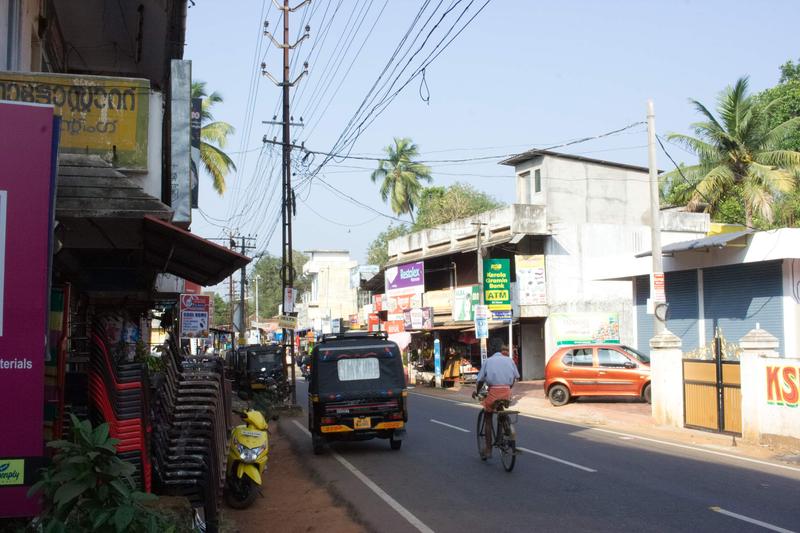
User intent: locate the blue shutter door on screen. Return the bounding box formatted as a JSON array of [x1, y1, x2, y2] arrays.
[[634, 271, 699, 353], [635, 276, 652, 352], [702, 261, 784, 350]]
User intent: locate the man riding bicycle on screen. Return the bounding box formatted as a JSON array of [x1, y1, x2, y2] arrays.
[[474, 338, 519, 459]]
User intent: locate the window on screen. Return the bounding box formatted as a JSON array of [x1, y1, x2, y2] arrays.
[[0, 0, 21, 70], [518, 171, 530, 203], [534, 169, 541, 193], [623, 346, 650, 364], [565, 348, 593, 367], [598, 348, 633, 368], [337, 357, 380, 381]]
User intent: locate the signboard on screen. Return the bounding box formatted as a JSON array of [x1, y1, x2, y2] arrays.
[[190, 97, 202, 208], [452, 285, 480, 321], [383, 320, 405, 334], [403, 307, 434, 330], [434, 338, 442, 379], [551, 312, 620, 345], [278, 315, 298, 330], [474, 304, 490, 339], [0, 102, 58, 516], [374, 294, 383, 312], [385, 292, 422, 315], [170, 60, 192, 225], [283, 287, 297, 313], [0, 72, 150, 169], [385, 261, 425, 295], [332, 318, 341, 334], [484, 258, 511, 319], [516, 255, 546, 305], [180, 294, 210, 338], [766, 364, 800, 408], [652, 272, 666, 303], [368, 313, 380, 332]]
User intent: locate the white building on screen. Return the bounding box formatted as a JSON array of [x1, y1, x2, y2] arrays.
[[298, 250, 358, 333]]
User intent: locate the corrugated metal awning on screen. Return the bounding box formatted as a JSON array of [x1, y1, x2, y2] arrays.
[[635, 230, 752, 258]]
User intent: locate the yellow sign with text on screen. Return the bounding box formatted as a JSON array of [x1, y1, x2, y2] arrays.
[[0, 459, 24, 486], [0, 72, 150, 169]]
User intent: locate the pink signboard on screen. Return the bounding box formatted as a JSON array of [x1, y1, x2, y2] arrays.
[[0, 101, 58, 516]]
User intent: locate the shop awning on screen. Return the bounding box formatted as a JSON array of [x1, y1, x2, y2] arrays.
[[635, 230, 752, 258], [143, 215, 251, 286]]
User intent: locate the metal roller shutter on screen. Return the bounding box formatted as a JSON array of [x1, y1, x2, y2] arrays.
[[635, 270, 699, 353], [702, 261, 784, 350]]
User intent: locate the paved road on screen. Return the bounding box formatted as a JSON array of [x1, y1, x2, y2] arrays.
[[283, 381, 800, 533]]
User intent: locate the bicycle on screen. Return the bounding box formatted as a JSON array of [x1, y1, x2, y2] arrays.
[[473, 390, 518, 472]]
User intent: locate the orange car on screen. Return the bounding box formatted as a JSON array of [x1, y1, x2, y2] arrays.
[[544, 345, 650, 406]]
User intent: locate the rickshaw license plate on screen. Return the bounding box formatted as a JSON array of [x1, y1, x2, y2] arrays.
[[354, 417, 371, 429]]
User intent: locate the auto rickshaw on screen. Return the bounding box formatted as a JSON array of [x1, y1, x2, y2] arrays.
[[308, 331, 408, 454], [229, 344, 285, 394]]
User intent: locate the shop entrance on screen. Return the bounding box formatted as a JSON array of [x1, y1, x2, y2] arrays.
[[520, 319, 545, 380]]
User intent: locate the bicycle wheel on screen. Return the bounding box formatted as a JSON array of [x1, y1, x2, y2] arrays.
[[476, 410, 488, 460], [498, 416, 516, 472]]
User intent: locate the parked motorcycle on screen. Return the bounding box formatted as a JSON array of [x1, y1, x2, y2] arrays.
[[225, 409, 269, 509]]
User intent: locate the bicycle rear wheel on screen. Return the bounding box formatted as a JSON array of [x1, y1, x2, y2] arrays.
[[498, 416, 516, 472], [476, 410, 488, 460]]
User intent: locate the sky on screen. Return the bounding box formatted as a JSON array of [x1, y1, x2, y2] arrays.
[[184, 0, 798, 282]]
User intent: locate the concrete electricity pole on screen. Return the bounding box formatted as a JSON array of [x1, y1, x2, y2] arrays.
[[647, 99, 666, 335], [254, 274, 261, 326], [262, 0, 309, 405]]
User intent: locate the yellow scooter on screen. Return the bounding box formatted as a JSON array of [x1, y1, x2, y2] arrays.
[[225, 409, 269, 509]]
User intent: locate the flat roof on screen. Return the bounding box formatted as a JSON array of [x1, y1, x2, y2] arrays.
[[499, 149, 651, 173]]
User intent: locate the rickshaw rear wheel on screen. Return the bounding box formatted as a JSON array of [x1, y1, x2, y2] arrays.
[[389, 434, 402, 450], [312, 434, 325, 455]]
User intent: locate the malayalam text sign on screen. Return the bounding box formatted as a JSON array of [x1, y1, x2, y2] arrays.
[[0, 102, 57, 516], [180, 294, 210, 338], [0, 72, 149, 169]]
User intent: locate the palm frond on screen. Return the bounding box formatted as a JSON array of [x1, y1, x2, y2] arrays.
[[763, 116, 800, 149], [755, 149, 800, 170], [664, 133, 721, 162], [201, 121, 235, 148], [200, 142, 235, 194]]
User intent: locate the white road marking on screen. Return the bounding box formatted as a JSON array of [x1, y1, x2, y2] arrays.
[[291, 420, 435, 533], [710, 506, 797, 533], [430, 419, 470, 432], [411, 392, 800, 474], [591, 428, 800, 474], [517, 446, 597, 472]]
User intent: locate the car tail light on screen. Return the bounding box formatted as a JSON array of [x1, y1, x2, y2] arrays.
[[388, 412, 403, 420], [321, 416, 337, 424]]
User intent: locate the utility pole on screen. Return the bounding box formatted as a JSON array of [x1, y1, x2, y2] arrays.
[[254, 274, 261, 327], [230, 234, 257, 346], [229, 234, 235, 343], [647, 99, 666, 335], [262, 0, 309, 405], [473, 221, 488, 362]]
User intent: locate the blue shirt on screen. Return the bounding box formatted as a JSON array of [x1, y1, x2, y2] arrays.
[[476, 352, 519, 387]]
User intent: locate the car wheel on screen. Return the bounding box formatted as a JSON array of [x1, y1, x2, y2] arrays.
[[548, 384, 570, 407], [643, 383, 652, 404]]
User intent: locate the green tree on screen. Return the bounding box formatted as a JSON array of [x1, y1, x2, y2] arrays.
[[250, 251, 310, 318], [371, 137, 433, 222], [756, 59, 800, 152], [366, 224, 410, 266], [663, 77, 800, 227], [413, 182, 503, 230], [212, 293, 229, 327], [191, 81, 237, 195]]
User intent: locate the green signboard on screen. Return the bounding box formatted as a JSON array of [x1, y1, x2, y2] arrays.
[[483, 258, 511, 313]]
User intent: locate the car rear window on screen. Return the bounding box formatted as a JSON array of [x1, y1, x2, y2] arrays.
[[337, 357, 380, 381]]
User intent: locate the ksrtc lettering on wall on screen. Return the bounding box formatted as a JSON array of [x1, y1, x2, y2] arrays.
[[0, 72, 150, 169], [766, 364, 799, 407]]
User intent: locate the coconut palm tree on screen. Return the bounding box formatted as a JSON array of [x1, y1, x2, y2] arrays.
[[191, 81, 236, 195], [370, 137, 433, 223], [664, 77, 800, 227]]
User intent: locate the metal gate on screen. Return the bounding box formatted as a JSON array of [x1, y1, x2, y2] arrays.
[[682, 331, 741, 435]]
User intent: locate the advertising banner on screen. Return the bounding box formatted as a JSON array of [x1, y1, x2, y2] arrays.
[[368, 313, 380, 332], [0, 101, 58, 516], [385, 261, 425, 295], [452, 285, 480, 321], [190, 97, 202, 208], [180, 294, 210, 338], [551, 312, 620, 345], [516, 255, 546, 305], [0, 72, 150, 169], [423, 288, 452, 313], [170, 60, 192, 225], [383, 320, 405, 334], [403, 307, 434, 330], [484, 258, 511, 319], [278, 315, 298, 330], [374, 294, 383, 312], [385, 292, 422, 315]]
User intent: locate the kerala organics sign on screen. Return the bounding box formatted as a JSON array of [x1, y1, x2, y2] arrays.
[[0, 72, 150, 169]]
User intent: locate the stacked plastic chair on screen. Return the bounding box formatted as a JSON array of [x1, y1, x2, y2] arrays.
[[150, 334, 230, 529], [88, 332, 152, 492]]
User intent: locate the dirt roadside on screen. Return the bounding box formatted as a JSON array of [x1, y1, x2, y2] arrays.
[[223, 420, 366, 533]]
